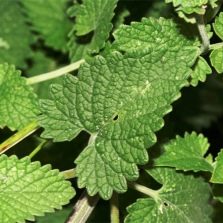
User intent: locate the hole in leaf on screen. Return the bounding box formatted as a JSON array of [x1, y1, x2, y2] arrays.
[[113, 115, 119, 121], [163, 202, 169, 207]]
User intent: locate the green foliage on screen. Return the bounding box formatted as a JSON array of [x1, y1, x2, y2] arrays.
[[211, 150, 223, 183], [0, 155, 75, 223], [213, 12, 223, 40], [125, 168, 212, 223], [210, 48, 223, 73]]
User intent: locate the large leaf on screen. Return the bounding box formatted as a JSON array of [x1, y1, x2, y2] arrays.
[[125, 168, 212, 223], [0, 63, 39, 130], [0, 155, 75, 223], [39, 18, 198, 199]]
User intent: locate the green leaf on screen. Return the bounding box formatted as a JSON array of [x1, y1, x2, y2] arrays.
[[210, 48, 223, 74], [155, 132, 213, 172], [211, 149, 223, 183], [0, 63, 39, 130], [213, 12, 223, 40], [0, 155, 75, 223], [39, 18, 198, 200], [125, 168, 212, 223], [68, 0, 118, 61], [0, 0, 33, 68], [22, 0, 72, 52], [191, 56, 212, 86]]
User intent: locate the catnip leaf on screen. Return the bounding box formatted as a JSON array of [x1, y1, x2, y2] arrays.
[[155, 132, 213, 172], [39, 18, 199, 199], [68, 0, 118, 61], [191, 56, 212, 86], [0, 0, 33, 68], [0, 155, 75, 223], [125, 168, 212, 223], [0, 63, 39, 130], [22, 0, 72, 52], [213, 12, 223, 40], [211, 149, 223, 183], [210, 48, 223, 74]]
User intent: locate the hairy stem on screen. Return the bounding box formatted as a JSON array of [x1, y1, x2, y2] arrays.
[[196, 15, 210, 54], [0, 121, 39, 154], [110, 193, 120, 223], [66, 191, 99, 223], [26, 59, 85, 85], [62, 168, 76, 179], [210, 42, 223, 50], [29, 140, 47, 159]]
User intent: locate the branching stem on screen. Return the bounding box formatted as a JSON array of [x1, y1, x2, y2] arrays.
[[110, 193, 120, 223], [62, 168, 76, 179], [26, 59, 85, 85], [29, 139, 48, 159], [210, 42, 223, 50]]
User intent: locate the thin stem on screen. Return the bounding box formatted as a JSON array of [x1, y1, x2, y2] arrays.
[[209, 42, 223, 50], [62, 168, 76, 179], [66, 191, 99, 223], [196, 15, 210, 54], [26, 59, 85, 85], [128, 182, 159, 201], [0, 121, 39, 154], [29, 140, 47, 159], [110, 193, 120, 223]]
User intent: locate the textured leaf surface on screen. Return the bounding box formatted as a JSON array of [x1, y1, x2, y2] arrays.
[[68, 0, 118, 61], [191, 56, 212, 86], [39, 18, 198, 199], [211, 150, 223, 183], [22, 0, 72, 52], [213, 12, 223, 40], [125, 168, 212, 223], [0, 0, 33, 68], [155, 132, 213, 172], [210, 48, 223, 74], [0, 63, 39, 130], [0, 155, 75, 223]]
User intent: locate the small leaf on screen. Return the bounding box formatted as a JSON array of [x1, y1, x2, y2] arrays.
[[210, 48, 223, 74], [213, 12, 223, 40], [0, 63, 39, 130], [125, 168, 212, 223], [0, 155, 75, 223], [191, 56, 212, 86], [155, 132, 213, 172], [211, 149, 223, 183]]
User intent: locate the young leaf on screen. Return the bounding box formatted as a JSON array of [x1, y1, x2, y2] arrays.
[[210, 48, 223, 74], [0, 155, 75, 223], [0, 63, 39, 130], [22, 0, 72, 52], [0, 0, 33, 68], [213, 12, 223, 40], [155, 132, 213, 172], [191, 56, 212, 86], [211, 149, 223, 183], [68, 0, 118, 61], [125, 168, 212, 223]]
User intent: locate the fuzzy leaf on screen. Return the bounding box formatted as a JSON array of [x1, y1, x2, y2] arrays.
[[191, 56, 212, 86], [22, 0, 72, 52], [39, 18, 198, 199], [213, 12, 223, 40], [155, 132, 213, 172], [68, 0, 118, 61], [0, 0, 33, 68], [211, 149, 223, 183], [125, 168, 212, 223], [0, 155, 75, 223], [210, 48, 223, 74], [0, 63, 39, 130]]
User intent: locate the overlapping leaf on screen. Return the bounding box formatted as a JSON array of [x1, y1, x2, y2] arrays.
[[155, 132, 213, 172], [0, 155, 75, 223], [68, 0, 118, 61], [0, 63, 39, 130], [22, 0, 72, 52], [125, 168, 212, 223], [0, 0, 33, 68], [39, 18, 198, 199]]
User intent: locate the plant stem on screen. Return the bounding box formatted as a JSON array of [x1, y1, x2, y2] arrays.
[[0, 121, 39, 154], [62, 168, 76, 179], [66, 191, 99, 223], [196, 15, 210, 54], [26, 59, 85, 85], [209, 42, 223, 50], [128, 182, 159, 201], [29, 140, 47, 159], [110, 193, 120, 223]]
